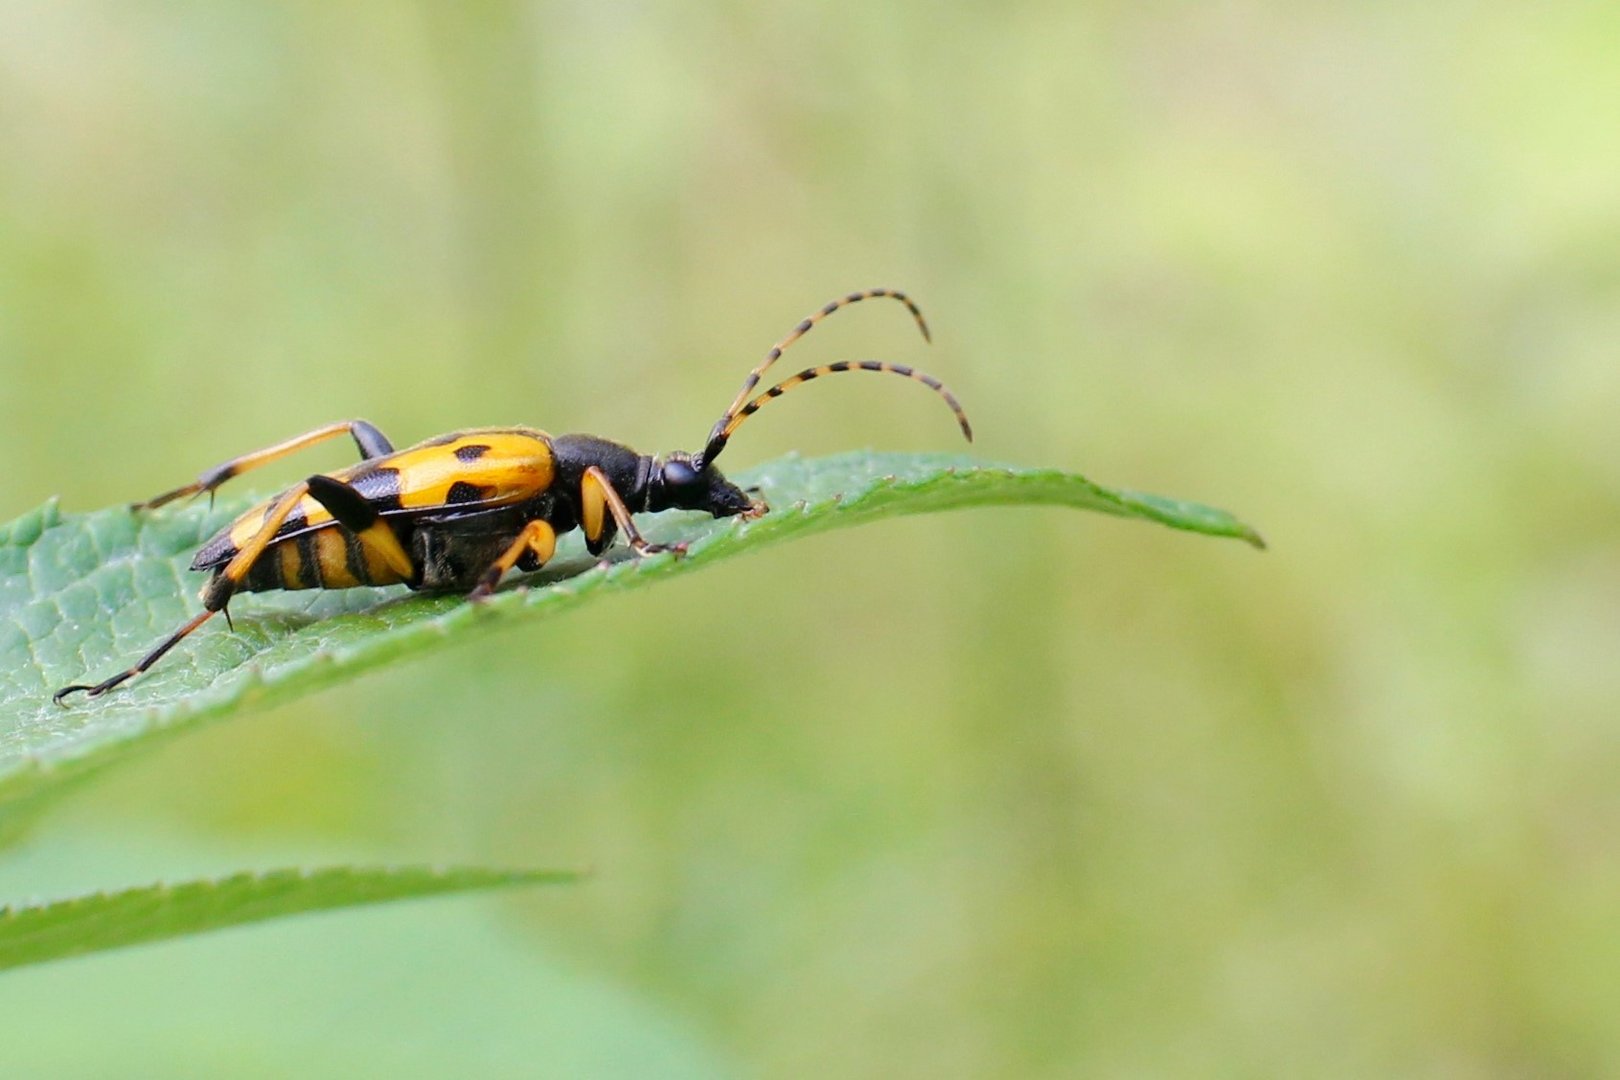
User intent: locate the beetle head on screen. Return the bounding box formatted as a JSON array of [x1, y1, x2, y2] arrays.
[[648, 451, 755, 517]]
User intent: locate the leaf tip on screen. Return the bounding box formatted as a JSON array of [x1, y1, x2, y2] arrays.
[[1238, 524, 1268, 550]]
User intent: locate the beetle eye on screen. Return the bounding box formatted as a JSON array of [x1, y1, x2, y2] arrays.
[[662, 460, 700, 488]]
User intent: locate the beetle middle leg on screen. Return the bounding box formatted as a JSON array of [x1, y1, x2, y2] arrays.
[[468, 520, 557, 600], [137, 419, 395, 510], [579, 465, 687, 558]]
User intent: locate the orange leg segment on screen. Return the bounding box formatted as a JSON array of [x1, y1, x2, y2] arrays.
[[469, 520, 558, 600], [580, 466, 687, 558]]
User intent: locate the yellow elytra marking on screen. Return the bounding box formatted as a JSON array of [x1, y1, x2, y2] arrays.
[[222, 427, 554, 552], [387, 429, 553, 511]]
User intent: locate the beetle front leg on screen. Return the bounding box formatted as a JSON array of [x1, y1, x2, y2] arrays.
[[579, 466, 687, 558]]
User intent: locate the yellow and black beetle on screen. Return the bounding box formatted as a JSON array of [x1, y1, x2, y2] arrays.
[[55, 289, 972, 702]]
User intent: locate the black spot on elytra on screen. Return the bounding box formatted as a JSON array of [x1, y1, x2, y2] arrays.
[[454, 443, 491, 462], [351, 466, 403, 513], [447, 481, 486, 504]]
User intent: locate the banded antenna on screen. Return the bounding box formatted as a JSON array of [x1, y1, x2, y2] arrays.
[[699, 290, 969, 466]]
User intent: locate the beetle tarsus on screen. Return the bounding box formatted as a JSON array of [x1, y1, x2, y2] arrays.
[[54, 670, 130, 705], [52, 684, 92, 705]]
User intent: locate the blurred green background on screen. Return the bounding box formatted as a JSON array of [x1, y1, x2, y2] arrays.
[[3, 1, 1619, 1075]]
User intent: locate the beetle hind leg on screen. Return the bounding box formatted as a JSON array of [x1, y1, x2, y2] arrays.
[[59, 482, 315, 702], [53, 610, 218, 704]]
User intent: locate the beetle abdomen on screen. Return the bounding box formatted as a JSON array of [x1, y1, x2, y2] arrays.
[[231, 525, 413, 593]]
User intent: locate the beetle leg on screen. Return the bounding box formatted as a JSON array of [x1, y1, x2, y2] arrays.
[[137, 420, 395, 510], [198, 481, 312, 613], [468, 520, 557, 601], [580, 465, 687, 558], [59, 471, 416, 702], [58, 479, 314, 701], [53, 610, 219, 703]]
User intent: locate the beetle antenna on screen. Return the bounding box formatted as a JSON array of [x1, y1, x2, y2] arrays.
[[700, 289, 930, 465], [703, 359, 972, 462]]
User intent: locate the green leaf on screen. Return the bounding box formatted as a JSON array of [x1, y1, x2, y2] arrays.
[[0, 451, 1261, 815], [0, 864, 577, 973]]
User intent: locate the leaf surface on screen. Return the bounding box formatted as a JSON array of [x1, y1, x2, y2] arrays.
[[0, 451, 1262, 814], [0, 864, 576, 972]]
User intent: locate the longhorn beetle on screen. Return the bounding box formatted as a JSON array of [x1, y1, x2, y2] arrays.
[[55, 289, 972, 702]]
